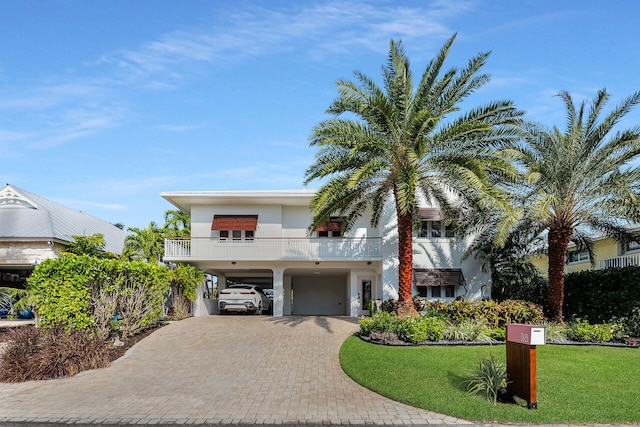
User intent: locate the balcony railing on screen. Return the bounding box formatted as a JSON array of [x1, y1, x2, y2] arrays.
[[164, 237, 382, 262], [598, 253, 640, 269]]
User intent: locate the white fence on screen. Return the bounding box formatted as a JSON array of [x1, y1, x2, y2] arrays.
[[598, 253, 640, 269], [164, 237, 382, 261]]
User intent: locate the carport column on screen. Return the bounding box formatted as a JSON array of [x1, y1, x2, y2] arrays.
[[192, 281, 206, 317], [272, 267, 284, 317], [349, 270, 360, 317]]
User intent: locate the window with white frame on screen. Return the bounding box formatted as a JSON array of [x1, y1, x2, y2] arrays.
[[211, 215, 258, 242], [567, 249, 589, 264], [417, 208, 455, 238]]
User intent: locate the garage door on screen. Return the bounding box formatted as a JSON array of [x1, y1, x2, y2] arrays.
[[292, 277, 346, 315]]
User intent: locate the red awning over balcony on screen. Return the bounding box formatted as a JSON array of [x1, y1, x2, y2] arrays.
[[316, 217, 344, 232], [211, 215, 258, 231], [414, 268, 465, 287]]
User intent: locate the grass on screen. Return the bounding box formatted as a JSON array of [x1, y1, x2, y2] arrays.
[[340, 336, 640, 424]]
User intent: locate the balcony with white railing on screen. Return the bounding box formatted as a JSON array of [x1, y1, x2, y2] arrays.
[[164, 237, 382, 262], [598, 253, 640, 269]]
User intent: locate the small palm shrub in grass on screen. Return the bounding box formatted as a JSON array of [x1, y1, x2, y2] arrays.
[[444, 318, 493, 343], [465, 353, 509, 404]]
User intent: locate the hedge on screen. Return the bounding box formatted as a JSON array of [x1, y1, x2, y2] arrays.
[[28, 255, 170, 338], [564, 266, 640, 323]]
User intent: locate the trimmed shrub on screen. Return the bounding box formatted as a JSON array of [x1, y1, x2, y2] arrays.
[[358, 311, 396, 336], [564, 266, 640, 323], [567, 319, 617, 343], [616, 307, 640, 338], [359, 312, 445, 343], [417, 299, 544, 328], [396, 316, 445, 343], [28, 255, 170, 338]]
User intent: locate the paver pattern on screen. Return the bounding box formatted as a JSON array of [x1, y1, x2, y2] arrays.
[[0, 316, 471, 425]]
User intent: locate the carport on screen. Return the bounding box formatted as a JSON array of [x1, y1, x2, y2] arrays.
[[196, 265, 378, 317]]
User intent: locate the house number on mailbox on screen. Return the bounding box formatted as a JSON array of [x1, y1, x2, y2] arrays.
[[520, 333, 529, 343]]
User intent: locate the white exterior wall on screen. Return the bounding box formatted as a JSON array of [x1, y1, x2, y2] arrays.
[[380, 204, 490, 302]]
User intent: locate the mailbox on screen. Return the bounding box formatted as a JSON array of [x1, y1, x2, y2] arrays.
[[507, 324, 546, 345], [506, 324, 545, 409]]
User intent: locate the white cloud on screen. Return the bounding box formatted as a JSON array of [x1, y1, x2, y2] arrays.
[[31, 105, 125, 149], [95, 0, 473, 86], [52, 197, 127, 211]]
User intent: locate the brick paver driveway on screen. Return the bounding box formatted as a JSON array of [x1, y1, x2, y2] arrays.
[[0, 316, 469, 425]]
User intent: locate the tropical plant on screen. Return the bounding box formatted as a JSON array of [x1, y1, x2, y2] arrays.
[[123, 221, 165, 263], [465, 215, 548, 306], [517, 89, 640, 322], [64, 233, 116, 259], [167, 264, 204, 319], [444, 318, 492, 343], [164, 209, 191, 238], [465, 353, 509, 405], [304, 34, 524, 314]]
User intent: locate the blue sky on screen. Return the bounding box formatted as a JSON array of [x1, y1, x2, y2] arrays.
[[2, 0, 639, 230]]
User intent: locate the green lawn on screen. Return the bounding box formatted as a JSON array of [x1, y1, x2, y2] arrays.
[[340, 336, 640, 424]]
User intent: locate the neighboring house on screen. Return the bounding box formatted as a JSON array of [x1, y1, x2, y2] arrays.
[[0, 184, 127, 288], [530, 226, 640, 275], [161, 189, 490, 318]]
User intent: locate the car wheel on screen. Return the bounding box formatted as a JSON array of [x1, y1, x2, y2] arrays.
[[254, 304, 262, 315]]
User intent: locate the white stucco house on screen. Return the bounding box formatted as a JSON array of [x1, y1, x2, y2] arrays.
[[0, 184, 127, 289], [162, 189, 491, 318]]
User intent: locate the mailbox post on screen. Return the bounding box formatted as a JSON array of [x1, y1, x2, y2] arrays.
[[506, 324, 545, 409]]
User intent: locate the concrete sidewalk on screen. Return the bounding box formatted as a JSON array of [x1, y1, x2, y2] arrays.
[[0, 316, 471, 426]]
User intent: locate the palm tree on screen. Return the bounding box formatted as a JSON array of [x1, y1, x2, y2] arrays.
[[164, 209, 191, 238], [304, 35, 524, 314], [123, 221, 165, 263], [518, 89, 640, 322]]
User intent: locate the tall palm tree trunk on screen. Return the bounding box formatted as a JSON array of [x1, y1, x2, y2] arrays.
[[547, 226, 573, 323], [396, 205, 415, 316]]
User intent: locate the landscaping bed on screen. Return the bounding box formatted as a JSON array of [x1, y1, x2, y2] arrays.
[[0, 323, 165, 382]]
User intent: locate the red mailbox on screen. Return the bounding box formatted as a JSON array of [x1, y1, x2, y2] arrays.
[[506, 324, 545, 409]]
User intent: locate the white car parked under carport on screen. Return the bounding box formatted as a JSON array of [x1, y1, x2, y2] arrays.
[[218, 284, 271, 315]]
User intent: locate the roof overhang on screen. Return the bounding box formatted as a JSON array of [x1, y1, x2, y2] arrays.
[[161, 190, 317, 213]]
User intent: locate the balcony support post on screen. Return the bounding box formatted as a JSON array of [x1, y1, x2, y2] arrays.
[[272, 267, 284, 317]]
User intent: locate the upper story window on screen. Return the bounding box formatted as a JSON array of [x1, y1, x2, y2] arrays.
[[211, 215, 258, 242], [622, 235, 640, 253], [316, 217, 344, 238], [567, 249, 589, 264], [417, 208, 455, 238]]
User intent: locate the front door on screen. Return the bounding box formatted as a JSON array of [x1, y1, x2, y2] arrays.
[[359, 278, 373, 315]]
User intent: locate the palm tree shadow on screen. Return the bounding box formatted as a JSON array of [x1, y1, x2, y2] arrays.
[[447, 370, 470, 394]]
